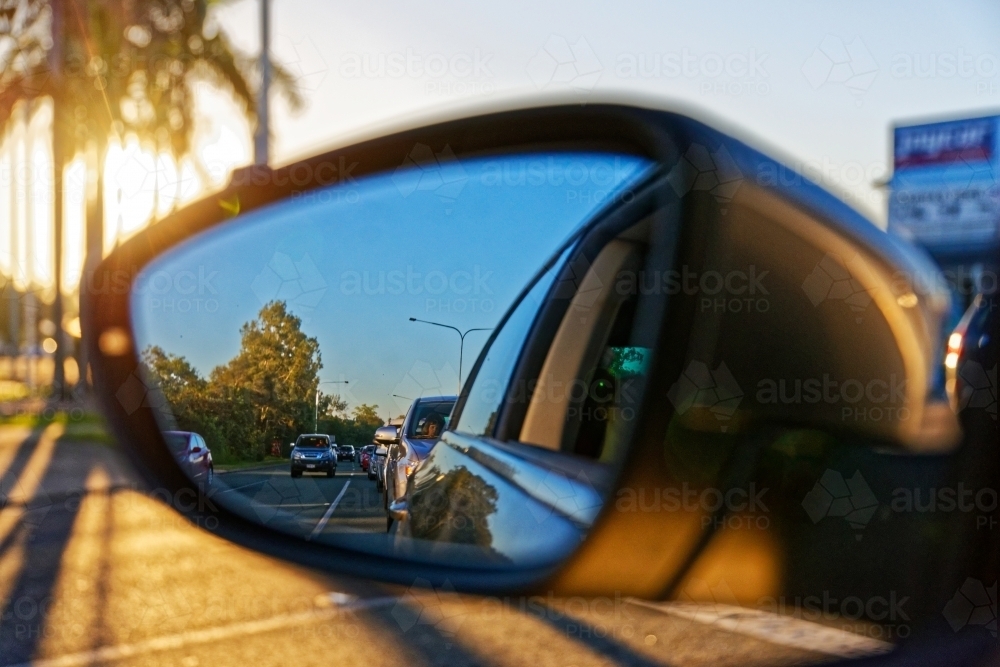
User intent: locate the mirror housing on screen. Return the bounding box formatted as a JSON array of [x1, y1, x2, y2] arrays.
[[84, 102, 964, 600]]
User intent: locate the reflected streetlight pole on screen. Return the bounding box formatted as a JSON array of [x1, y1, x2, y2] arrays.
[[390, 394, 412, 423], [315, 380, 348, 432], [408, 318, 493, 394]]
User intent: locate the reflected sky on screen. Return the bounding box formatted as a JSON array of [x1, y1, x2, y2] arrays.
[[131, 152, 651, 413]]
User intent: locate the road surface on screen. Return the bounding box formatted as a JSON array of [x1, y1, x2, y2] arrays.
[[213, 460, 387, 539], [0, 421, 893, 667]]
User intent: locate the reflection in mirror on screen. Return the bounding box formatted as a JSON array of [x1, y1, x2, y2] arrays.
[[130, 151, 653, 568]]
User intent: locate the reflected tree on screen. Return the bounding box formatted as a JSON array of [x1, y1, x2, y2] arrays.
[[140, 300, 321, 461], [211, 300, 321, 447], [408, 465, 499, 549]]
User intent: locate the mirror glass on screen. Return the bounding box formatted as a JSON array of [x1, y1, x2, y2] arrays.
[[129, 150, 653, 568]]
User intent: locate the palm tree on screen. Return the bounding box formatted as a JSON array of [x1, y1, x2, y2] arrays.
[[1, 0, 301, 395]]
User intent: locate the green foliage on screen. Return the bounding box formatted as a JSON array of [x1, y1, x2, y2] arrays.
[[317, 392, 347, 419], [142, 300, 339, 462], [352, 403, 382, 428], [1, 0, 301, 161], [211, 301, 322, 448], [142, 344, 228, 457], [318, 415, 380, 449]]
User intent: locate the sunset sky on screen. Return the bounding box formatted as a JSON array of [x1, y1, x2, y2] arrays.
[[2, 0, 998, 307]]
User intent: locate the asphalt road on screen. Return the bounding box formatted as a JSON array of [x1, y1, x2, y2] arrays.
[[214, 460, 388, 539], [0, 422, 893, 667]]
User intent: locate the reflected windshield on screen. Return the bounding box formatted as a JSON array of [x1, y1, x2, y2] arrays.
[[409, 400, 456, 439]]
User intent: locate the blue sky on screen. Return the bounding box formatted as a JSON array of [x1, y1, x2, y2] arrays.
[[203, 0, 1000, 227], [131, 153, 650, 417], [132, 0, 1000, 416]]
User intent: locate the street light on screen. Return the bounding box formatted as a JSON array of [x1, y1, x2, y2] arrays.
[[315, 380, 348, 432], [408, 318, 493, 394], [392, 394, 412, 401]]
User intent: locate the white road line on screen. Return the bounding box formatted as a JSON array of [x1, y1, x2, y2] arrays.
[[626, 600, 893, 660], [308, 479, 351, 541], [214, 479, 267, 495], [2, 596, 399, 667]]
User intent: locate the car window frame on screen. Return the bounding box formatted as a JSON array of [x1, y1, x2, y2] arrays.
[[463, 171, 679, 457], [449, 167, 673, 441]]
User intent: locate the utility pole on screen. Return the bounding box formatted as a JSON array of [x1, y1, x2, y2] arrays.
[[253, 0, 271, 166]]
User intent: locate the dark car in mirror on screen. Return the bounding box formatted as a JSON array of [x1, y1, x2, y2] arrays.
[[163, 430, 214, 487], [290, 434, 337, 478]]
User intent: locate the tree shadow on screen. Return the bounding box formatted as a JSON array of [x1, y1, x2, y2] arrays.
[[0, 435, 96, 665], [533, 604, 674, 667]]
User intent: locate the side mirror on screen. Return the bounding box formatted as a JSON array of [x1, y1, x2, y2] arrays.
[[373, 425, 399, 445], [87, 103, 968, 617]]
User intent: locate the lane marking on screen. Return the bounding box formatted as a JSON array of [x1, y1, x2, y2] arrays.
[[2, 595, 399, 667], [626, 600, 893, 660], [308, 479, 351, 541], [214, 479, 268, 495], [215, 463, 286, 476]]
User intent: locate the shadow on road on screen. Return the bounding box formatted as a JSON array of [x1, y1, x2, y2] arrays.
[[0, 431, 97, 664]]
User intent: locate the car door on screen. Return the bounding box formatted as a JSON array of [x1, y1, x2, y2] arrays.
[[186, 434, 205, 480]]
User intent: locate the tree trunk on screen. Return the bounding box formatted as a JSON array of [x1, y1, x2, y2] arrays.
[[50, 0, 66, 398], [51, 113, 66, 399], [6, 118, 20, 361], [78, 136, 105, 394], [23, 100, 36, 390]]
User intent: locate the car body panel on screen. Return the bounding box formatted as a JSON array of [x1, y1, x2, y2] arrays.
[[396, 430, 608, 567]]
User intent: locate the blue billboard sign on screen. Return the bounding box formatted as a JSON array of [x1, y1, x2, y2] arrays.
[[888, 115, 999, 256]]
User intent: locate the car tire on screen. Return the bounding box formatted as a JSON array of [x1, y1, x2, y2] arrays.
[[386, 517, 393, 532], [291, 470, 301, 478], [327, 468, 335, 478]]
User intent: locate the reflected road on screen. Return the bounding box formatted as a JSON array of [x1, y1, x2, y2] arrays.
[[214, 460, 386, 537]]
